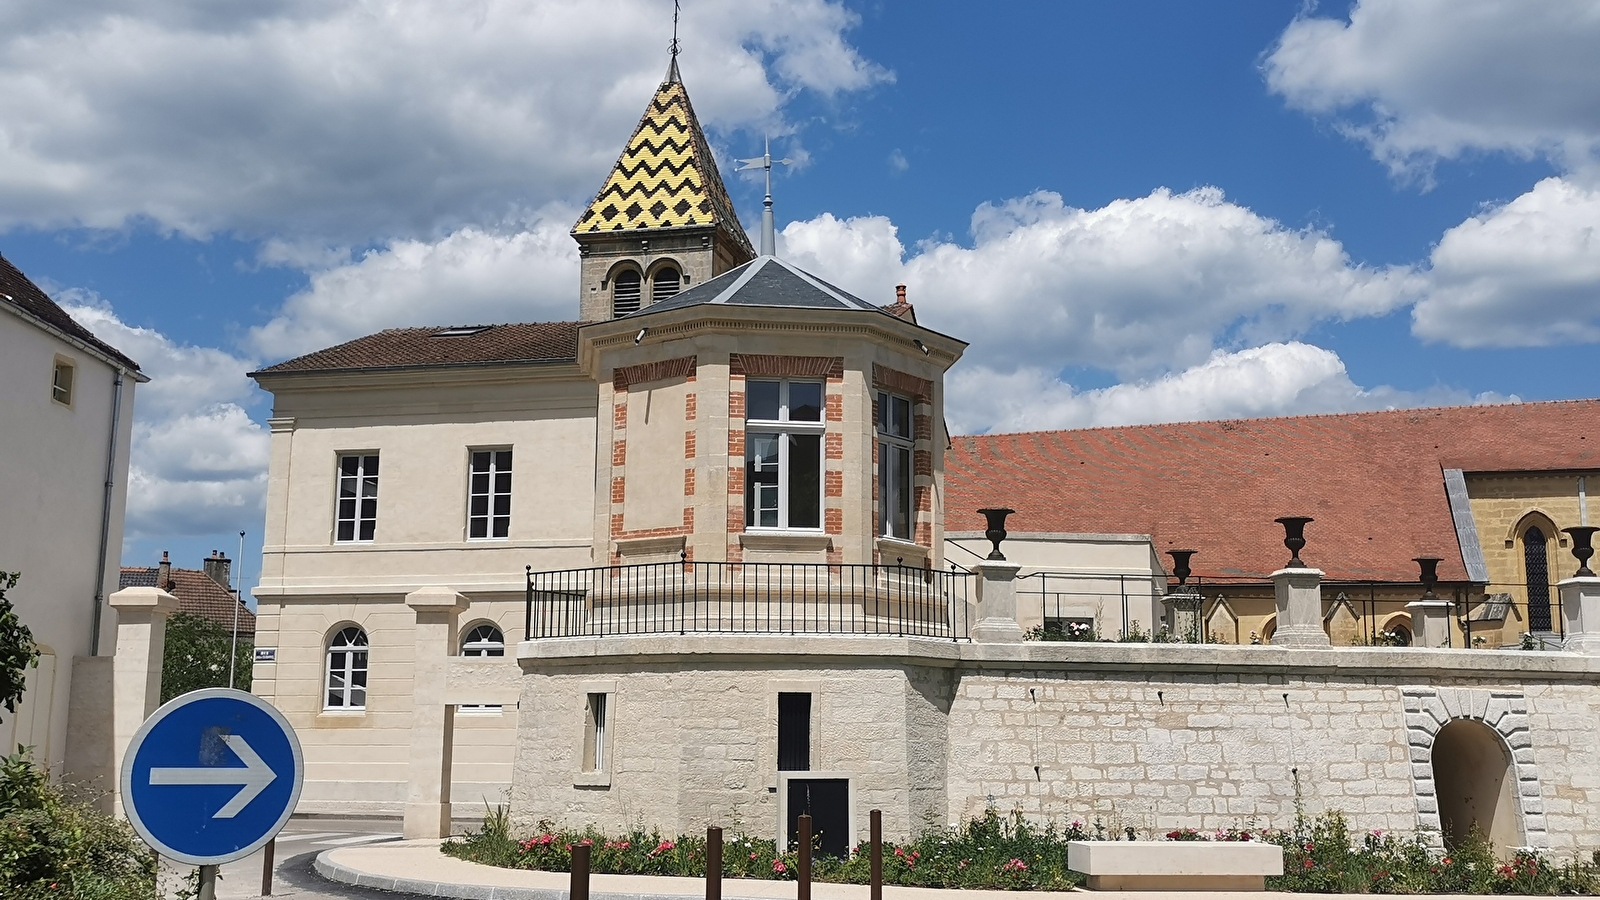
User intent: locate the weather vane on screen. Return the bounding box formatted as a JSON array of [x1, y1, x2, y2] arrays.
[[738, 137, 793, 257], [670, 0, 681, 59]]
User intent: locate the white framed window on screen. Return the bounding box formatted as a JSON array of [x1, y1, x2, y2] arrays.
[[583, 692, 609, 771], [467, 449, 512, 540], [324, 626, 368, 709], [876, 391, 914, 540], [335, 454, 379, 542], [51, 357, 75, 407], [460, 623, 505, 712], [745, 379, 824, 530]]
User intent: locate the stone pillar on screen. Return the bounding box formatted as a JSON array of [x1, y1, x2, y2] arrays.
[[1270, 567, 1329, 647], [970, 561, 1025, 643], [108, 586, 179, 819], [1405, 599, 1454, 648], [1559, 577, 1600, 655], [403, 586, 469, 839], [1162, 592, 1203, 643]]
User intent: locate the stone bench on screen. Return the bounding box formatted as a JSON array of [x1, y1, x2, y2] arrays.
[[1067, 840, 1284, 891]]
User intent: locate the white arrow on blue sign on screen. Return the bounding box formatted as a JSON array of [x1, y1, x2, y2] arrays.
[[120, 688, 304, 865]]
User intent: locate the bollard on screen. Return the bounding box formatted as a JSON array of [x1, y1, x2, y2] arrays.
[[706, 826, 722, 900], [261, 837, 276, 896], [869, 809, 882, 900], [571, 842, 592, 900], [797, 815, 812, 900]]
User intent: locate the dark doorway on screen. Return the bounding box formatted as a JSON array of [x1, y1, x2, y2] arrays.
[[786, 778, 849, 858]]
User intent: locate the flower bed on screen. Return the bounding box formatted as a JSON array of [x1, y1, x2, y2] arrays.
[[442, 807, 1600, 894]]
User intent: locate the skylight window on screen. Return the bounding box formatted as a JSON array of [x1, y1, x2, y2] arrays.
[[431, 325, 491, 338]]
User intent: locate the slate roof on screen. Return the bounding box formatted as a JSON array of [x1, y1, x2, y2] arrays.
[[120, 567, 256, 637], [572, 62, 754, 259], [632, 255, 899, 317], [0, 253, 141, 371], [251, 322, 580, 376], [946, 399, 1600, 584]]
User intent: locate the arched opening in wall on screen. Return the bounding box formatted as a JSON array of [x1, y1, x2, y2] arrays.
[[612, 269, 642, 317], [1379, 614, 1412, 647], [651, 265, 681, 304], [1522, 523, 1554, 633], [1257, 616, 1276, 645], [1431, 718, 1521, 854]]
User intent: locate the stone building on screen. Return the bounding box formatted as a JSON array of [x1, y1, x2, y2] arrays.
[[246, 57, 1600, 856]]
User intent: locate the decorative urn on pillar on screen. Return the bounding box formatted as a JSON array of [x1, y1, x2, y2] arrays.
[[1563, 526, 1598, 578], [977, 507, 1016, 561], [1163, 549, 1202, 642], [1559, 526, 1600, 655], [1274, 517, 1314, 569], [1406, 556, 1453, 648], [1167, 549, 1197, 587]]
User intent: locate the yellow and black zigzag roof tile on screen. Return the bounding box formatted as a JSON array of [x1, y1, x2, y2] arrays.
[[573, 77, 754, 256]]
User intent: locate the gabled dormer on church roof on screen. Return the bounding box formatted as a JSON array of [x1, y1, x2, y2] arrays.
[[573, 61, 755, 322]]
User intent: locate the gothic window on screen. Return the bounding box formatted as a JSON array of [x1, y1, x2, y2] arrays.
[[651, 266, 681, 303], [745, 379, 823, 530], [1524, 525, 1553, 632], [876, 391, 914, 540], [325, 626, 368, 709], [612, 270, 642, 317]]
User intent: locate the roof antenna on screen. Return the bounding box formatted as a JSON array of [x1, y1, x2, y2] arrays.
[[738, 137, 794, 257], [665, 0, 682, 83]]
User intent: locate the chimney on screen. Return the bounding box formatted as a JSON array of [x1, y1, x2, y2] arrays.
[[157, 551, 171, 591], [895, 284, 907, 304], [203, 550, 232, 591]]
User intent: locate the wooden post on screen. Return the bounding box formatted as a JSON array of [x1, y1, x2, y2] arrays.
[[706, 826, 722, 900], [261, 837, 276, 896], [869, 809, 882, 900], [571, 843, 591, 900], [797, 814, 812, 900]]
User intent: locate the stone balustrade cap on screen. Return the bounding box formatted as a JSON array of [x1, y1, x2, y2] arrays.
[[404, 586, 471, 611], [1269, 566, 1325, 579], [107, 585, 180, 612], [1557, 576, 1600, 588], [1405, 599, 1455, 609], [973, 560, 1023, 576]]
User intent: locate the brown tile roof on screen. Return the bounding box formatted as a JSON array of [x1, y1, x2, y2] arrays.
[[0, 253, 141, 371], [947, 399, 1600, 583], [120, 567, 256, 636], [251, 321, 580, 376]]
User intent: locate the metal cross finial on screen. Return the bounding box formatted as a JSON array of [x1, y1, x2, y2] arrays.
[[670, 0, 681, 58], [737, 137, 794, 256]]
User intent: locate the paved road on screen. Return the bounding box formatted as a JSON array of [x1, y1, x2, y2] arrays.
[[195, 817, 404, 899]]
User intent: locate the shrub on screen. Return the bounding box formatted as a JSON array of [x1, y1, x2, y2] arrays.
[[0, 748, 158, 899], [160, 611, 253, 703]]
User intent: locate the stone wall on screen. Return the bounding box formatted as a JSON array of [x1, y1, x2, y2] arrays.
[[512, 636, 1600, 853]]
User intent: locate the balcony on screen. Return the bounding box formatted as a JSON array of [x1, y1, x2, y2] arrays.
[[523, 560, 973, 640]]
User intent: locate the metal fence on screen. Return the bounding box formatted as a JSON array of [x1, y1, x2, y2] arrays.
[[524, 560, 973, 640]]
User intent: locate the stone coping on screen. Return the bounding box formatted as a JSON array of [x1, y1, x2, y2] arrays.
[[516, 633, 1598, 681]]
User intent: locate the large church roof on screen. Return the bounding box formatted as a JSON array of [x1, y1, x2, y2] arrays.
[[628, 255, 896, 318], [573, 63, 754, 258]]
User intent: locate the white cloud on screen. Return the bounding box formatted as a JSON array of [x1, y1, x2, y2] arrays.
[[1413, 177, 1600, 347], [1264, 0, 1600, 178], [0, 0, 888, 240], [59, 296, 268, 538], [781, 187, 1423, 378], [945, 342, 1511, 435], [250, 210, 579, 358]]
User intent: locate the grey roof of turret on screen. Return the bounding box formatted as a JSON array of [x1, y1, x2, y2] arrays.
[[629, 256, 897, 318]]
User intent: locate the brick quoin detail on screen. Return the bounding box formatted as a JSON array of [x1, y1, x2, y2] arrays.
[[825, 393, 843, 422], [727, 465, 744, 494], [685, 393, 697, 421], [825, 471, 844, 498], [824, 508, 843, 536], [613, 525, 691, 541], [729, 354, 844, 378], [684, 468, 696, 496], [728, 429, 746, 458], [613, 399, 627, 428], [825, 433, 844, 460], [613, 355, 697, 390], [872, 364, 933, 401], [685, 431, 697, 458], [611, 440, 626, 467]]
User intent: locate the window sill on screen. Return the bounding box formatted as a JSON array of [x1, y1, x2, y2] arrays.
[[613, 534, 687, 558], [317, 709, 367, 722], [573, 771, 611, 788], [740, 532, 832, 552], [876, 536, 929, 555]]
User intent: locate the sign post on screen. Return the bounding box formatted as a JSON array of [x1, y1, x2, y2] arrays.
[[120, 688, 303, 895]]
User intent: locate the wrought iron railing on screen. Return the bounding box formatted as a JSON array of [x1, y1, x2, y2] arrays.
[[524, 560, 973, 640]]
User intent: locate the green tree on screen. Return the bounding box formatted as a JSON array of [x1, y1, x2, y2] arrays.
[[0, 571, 40, 724], [160, 611, 252, 703]]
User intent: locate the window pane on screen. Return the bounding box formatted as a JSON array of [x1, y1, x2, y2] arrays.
[[746, 433, 780, 527], [471, 451, 489, 471], [341, 456, 360, 476], [337, 520, 354, 542], [358, 520, 375, 541], [879, 444, 911, 539], [492, 517, 510, 539], [492, 495, 511, 516], [495, 451, 512, 470], [471, 473, 489, 494], [892, 396, 912, 439], [470, 495, 488, 516], [747, 380, 780, 421], [788, 433, 821, 529], [494, 472, 511, 494], [789, 382, 823, 421], [338, 498, 356, 519], [362, 475, 379, 498], [469, 518, 487, 539], [363, 455, 379, 476]]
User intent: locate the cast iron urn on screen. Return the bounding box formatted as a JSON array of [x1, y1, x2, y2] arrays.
[[1413, 556, 1442, 600], [1275, 516, 1314, 569], [1167, 549, 1198, 587], [1563, 526, 1599, 578], [977, 507, 1015, 561]]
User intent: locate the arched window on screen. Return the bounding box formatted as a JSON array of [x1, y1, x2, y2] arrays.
[[325, 626, 368, 709], [1524, 525, 1553, 632], [612, 270, 641, 317], [651, 266, 681, 304], [461, 623, 505, 657]]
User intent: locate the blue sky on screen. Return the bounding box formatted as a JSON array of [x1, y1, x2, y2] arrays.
[[1, 1, 1597, 595]]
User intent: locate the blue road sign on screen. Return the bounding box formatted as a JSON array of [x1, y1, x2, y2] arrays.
[[120, 688, 304, 865]]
